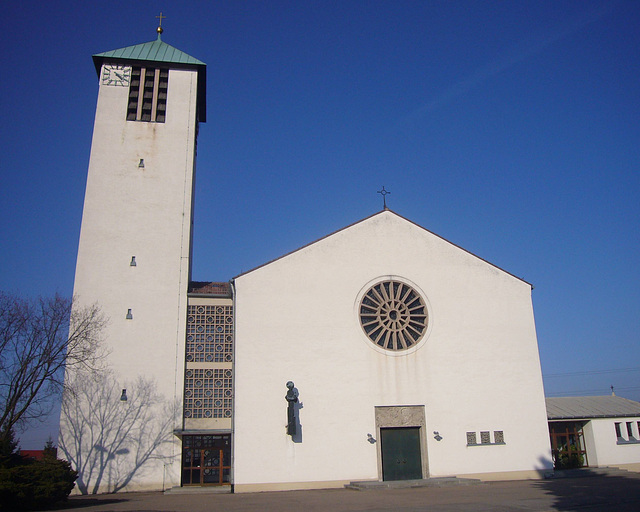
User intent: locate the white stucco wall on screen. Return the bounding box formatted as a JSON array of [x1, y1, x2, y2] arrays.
[[60, 64, 200, 492], [586, 418, 640, 468], [233, 211, 552, 491]]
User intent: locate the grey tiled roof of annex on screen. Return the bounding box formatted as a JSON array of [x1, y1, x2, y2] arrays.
[[546, 395, 640, 420]]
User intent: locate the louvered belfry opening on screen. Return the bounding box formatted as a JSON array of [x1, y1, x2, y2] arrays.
[[127, 66, 169, 122]]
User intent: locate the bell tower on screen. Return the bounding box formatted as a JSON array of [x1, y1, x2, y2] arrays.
[[60, 24, 206, 493]]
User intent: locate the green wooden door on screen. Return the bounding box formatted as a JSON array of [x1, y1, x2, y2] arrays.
[[381, 427, 422, 481]]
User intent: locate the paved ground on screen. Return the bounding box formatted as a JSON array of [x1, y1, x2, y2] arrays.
[[52, 473, 640, 512]]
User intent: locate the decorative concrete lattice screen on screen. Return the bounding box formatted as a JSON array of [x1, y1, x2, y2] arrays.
[[186, 305, 233, 362], [184, 368, 233, 418], [467, 430, 505, 446], [184, 304, 234, 419]]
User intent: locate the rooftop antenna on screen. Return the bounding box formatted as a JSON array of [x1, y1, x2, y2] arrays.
[[377, 186, 390, 210], [156, 12, 166, 37]]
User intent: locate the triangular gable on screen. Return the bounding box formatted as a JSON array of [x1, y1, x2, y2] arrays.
[[234, 209, 531, 286]]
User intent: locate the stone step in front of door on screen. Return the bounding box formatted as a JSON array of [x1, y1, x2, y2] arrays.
[[345, 477, 483, 490], [164, 484, 232, 494]]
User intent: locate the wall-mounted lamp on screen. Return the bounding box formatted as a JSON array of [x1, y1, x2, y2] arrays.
[[367, 433, 377, 444], [433, 431, 443, 441], [130, 256, 137, 266], [126, 309, 133, 320], [120, 389, 128, 402], [138, 159, 145, 168]]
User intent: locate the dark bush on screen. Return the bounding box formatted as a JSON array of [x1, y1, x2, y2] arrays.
[[0, 427, 21, 469], [0, 454, 77, 511], [553, 446, 585, 470]]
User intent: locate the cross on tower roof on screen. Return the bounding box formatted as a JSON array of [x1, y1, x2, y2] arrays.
[[156, 12, 166, 35]]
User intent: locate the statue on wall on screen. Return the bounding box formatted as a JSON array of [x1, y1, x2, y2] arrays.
[[285, 381, 299, 436]]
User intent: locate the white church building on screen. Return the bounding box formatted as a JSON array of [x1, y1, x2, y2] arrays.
[[59, 29, 556, 494]]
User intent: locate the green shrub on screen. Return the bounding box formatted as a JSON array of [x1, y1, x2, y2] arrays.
[[0, 455, 77, 511], [554, 446, 585, 470]]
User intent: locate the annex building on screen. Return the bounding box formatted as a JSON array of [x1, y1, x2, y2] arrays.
[[60, 29, 564, 494], [547, 395, 640, 473]]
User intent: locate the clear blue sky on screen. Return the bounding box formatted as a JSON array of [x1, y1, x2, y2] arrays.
[[1, 1, 639, 448]]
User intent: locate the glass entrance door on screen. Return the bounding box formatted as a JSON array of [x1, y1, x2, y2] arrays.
[[549, 422, 588, 469], [182, 434, 231, 485]]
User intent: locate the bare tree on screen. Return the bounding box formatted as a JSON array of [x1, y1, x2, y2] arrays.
[[0, 292, 105, 442], [59, 372, 176, 494]]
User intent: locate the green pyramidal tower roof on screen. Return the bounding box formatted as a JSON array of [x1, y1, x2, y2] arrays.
[[93, 33, 207, 121], [93, 34, 206, 67]]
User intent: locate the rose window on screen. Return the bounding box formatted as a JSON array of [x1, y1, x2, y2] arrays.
[[359, 280, 428, 351]]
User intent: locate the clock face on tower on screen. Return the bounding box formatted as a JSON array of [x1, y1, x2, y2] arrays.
[[101, 65, 131, 86]]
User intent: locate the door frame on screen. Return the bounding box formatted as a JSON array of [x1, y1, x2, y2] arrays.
[[375, 406, 428, 481]]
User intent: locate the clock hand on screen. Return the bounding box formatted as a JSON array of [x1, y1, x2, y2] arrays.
[[114, 72, 125, 80]]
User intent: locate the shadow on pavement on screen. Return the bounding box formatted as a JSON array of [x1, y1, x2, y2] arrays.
[[50, 497, 128, 510], [533, 468, 640, 511], [51, 469, 640, 512]]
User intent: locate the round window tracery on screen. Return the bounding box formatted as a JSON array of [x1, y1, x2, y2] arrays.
[[359, 279, 428, 351]]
